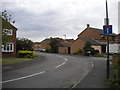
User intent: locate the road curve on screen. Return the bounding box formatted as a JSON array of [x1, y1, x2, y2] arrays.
[[2, 52, 93, 88]]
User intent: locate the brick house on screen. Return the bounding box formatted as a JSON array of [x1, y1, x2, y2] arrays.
[[33, 39, 51, 51], [116, 34, 120, 44], [33, 42, 42, 51], [58, 39, 74, 54], [33, 37, 74, 53], [71, 24, 119, 54], [2, 19, 18, 57]]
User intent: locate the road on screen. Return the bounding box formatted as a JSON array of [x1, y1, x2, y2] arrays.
[[2, 52, 94, 88]]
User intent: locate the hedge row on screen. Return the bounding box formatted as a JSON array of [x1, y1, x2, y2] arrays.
[[17, 50, 37, 58], [109, 54, 120, 88]]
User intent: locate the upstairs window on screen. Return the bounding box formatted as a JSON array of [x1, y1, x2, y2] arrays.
[[2, 43, 14, 52], [100, 35, 105, 39], [3, 29, 13, 35], [112, 36, 115, 41]]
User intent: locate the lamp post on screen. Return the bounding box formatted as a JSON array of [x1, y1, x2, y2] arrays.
[[63, 34, 66, 54], [105, 0, 110, 79]]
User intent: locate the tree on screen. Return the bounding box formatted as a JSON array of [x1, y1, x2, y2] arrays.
[[1, 10, 15, 44], [16, 38, 33, 51], [84, 41, 98, 56], [2, 10, 15, 24], [84, 41, 92, 50], [49, 38, 60, 53]]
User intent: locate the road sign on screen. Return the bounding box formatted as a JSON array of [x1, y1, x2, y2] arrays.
[[103, 25, 112, 35]]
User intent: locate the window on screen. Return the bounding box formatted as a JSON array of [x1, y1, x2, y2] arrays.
[[2, 43, 14, 52], [3, 29, 13, 35], [100, 35, 105, 39], [112, 36, 115, 41]]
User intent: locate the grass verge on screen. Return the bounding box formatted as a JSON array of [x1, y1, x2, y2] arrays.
[[2, 58, 33, 65]]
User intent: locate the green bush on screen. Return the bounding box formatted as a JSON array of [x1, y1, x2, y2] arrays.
[[93, 53, 104, 57], [74, 49, 83, 55], [17, 50, 37, 58], [45, 48, 51, 53], [84, 48, 99, 56], [108, 55, 120, 88]]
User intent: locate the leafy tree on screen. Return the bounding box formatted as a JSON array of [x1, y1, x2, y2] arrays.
[[1, 10, 15, 44], [49, 38, 60, 53], [2, 10, 15, 24], [84, 41, 92, 51], [16, 38, 33, 51], [84, 41, 98, 56]]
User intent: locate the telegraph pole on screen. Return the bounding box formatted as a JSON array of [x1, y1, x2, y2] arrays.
[[63, 34, 66, 54], [105, 0, 110, 79]]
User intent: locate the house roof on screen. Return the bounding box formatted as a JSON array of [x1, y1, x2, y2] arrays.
[[89, 27, 103, 34], [78, 27, 103, 37], [90, 27, 117, 36], [79, 37, 106, 45], [79, 27, 117, 36]]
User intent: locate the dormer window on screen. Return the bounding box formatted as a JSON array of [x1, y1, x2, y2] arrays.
[[3, 29, 13, 35]]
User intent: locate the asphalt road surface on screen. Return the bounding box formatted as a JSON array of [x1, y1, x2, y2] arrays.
[[2, 52, 94, 88]]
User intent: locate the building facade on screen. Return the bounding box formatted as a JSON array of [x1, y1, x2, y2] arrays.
[[70, 24, 119, 54], [2, 20, 18, 57]]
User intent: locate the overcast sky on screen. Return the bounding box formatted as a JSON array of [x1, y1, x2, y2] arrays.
[[1, 0, 119, 42]]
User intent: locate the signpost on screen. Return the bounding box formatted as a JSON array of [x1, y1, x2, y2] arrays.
[[103, 25, 112, 35], [104, 0, 113, 79]]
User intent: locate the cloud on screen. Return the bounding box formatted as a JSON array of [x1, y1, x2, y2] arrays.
[[2, 0, 119, 42]]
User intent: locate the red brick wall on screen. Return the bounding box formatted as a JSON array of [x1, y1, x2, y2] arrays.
[[2, 25, 17, 57], [71, 39, 85, 54]]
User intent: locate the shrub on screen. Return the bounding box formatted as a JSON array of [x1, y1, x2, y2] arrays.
[[93, 53, 104, 57], [17, 50, 37, 58], [84, 48, 99, 56], [108, 55, 120, 88], [45, 48, 51, 53], [74, 49, 83, 55]]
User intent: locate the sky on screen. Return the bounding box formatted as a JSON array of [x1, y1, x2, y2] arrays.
[[1, 0, 119, 42]]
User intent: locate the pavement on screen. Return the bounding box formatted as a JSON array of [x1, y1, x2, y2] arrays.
[[73, 57, 111, 88]]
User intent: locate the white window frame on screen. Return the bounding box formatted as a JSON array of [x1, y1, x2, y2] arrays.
[[3, 29, 13, 35], [2, 43, 14, 52]]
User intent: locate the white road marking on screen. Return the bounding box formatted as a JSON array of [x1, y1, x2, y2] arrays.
[[54, 55, 68, 69], [55, 62, 65, 69], [1, 71, 46, 84], [110, 61, 112, 65], [2, 56, 68, 83], [91, 62, 94, 67], [65, 58, 67, 62]]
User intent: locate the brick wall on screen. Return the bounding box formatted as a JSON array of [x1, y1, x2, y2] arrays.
[[71, 39, 85, 54], [58, 47, 68, 54], [92, 45, 102, 54], [2, 25, 17, 57]]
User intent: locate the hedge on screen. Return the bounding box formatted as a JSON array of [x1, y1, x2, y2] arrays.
[[17, 50, 37, 58], [108, 54, 120, 88]]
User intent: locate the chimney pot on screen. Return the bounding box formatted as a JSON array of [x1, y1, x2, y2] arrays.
[[87, 24, 90, 28]]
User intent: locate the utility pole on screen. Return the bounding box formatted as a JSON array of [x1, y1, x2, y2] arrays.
[[105, 0, 110, 79], [63, 34, 66, 54]]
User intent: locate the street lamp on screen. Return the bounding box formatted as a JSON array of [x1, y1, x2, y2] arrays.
[[63, 34, 66, 54]]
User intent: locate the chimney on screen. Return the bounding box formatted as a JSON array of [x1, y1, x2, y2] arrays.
[[87, 24, 90, 28]]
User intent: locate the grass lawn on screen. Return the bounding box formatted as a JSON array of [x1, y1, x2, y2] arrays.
[[2, 58, 33, 65]]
